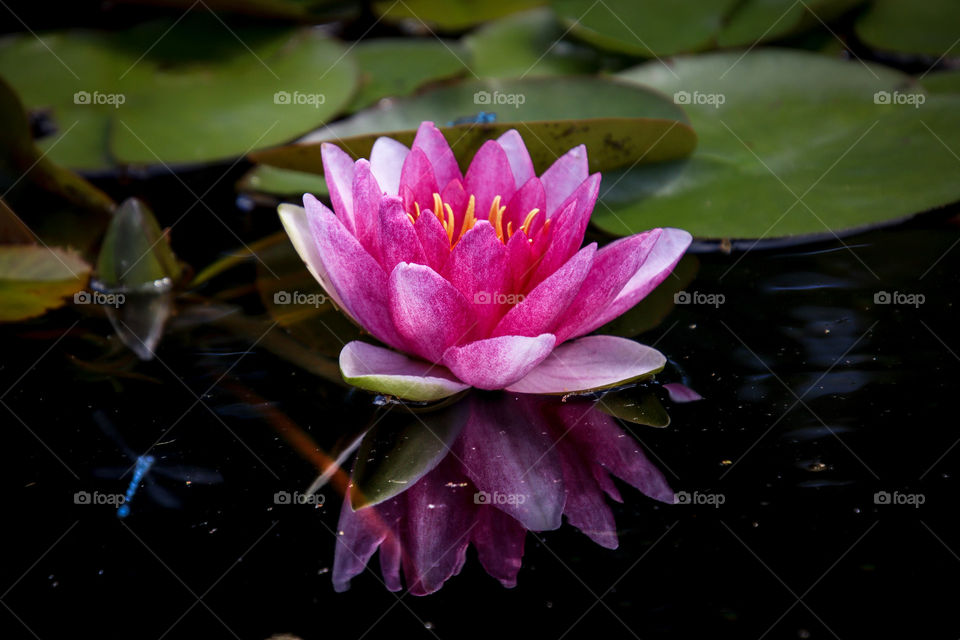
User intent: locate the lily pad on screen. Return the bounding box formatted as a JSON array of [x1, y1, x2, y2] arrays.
[[0, 16, 358, 172], [717, 0, 863, 47], [920, 70, 960, 94], [373, 0, 544, 31], [464, 8, 607, 78], [347, 39, 467, 113], [598, 390, 671, 428], [350, 403, 466, 509], [596, 49, 960, 241], [0, 244, 90, 321], [249, 76, 694, 178], [856, 0, 960, 58]]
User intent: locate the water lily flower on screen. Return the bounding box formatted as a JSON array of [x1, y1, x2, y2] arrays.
[[332, 392, 673, 595], [280, 122, 691, 400]]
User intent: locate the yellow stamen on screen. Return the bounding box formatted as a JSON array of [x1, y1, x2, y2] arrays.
[[455, 195, 477, 244], [445, 206, 455, 244], [414, 202, 421, 219], [433, 193, 444, 223], [489, 195, 506, 241], [407, 213, 416, 226], [507, 221, 514, 238], [520, 208, 540, 236]]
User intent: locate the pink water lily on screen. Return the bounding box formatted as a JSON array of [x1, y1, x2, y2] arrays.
[[279, 122, 691, 400]]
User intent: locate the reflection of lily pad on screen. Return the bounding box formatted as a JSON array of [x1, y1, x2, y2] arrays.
[[856, 0, 960, 57], [0, 245, 90, 321], [596, 50, 960, 241], [0, 16, 357, 171]]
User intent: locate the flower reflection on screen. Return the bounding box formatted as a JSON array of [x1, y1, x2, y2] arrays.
[[332, 391, 673, 595]]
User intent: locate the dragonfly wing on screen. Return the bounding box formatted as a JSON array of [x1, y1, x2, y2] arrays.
[[143, 479, 182, 509]]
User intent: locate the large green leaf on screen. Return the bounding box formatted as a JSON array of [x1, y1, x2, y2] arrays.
[[856, 0, 960, 57], [249, 76, 694, 178], [0, 16, 358, 171], [347, 39, 467, 113], [596, 49, 960, 241], [0, 245, 90, 321], [373, 0, 544, 30], [464, 8, 607, 78], [717, 0, 864, 47]]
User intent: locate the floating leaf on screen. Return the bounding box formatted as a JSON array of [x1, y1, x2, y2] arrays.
[[237, 164, 328, 201], [717, 0, 863, 47], [96, 198, 182, 290], [373, 0, 544, 30], [0, 244, 90, 322], [598, 390, 670, 428], [250, 76, 694, 179], [347, 39, 467, 113], [0, 16, 358, 171], [464, 8, 607, 78], [351, 403, 466, 509], [596, 50, 960, 242], [856, 0, 960, 57], [919, 70, 960, 95]]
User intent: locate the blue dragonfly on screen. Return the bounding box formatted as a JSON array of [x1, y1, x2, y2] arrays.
[[92, 412, 223, 518], [446, 111, 497, 126]]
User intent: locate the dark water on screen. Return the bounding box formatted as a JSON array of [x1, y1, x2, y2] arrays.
[[2, 167, 959, 638]]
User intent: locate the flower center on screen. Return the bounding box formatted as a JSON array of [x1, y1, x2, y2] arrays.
[[407, 192, 544, 247]]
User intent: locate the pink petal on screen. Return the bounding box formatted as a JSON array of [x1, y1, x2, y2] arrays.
[[472, 506, 526, 588], [493, 243, 596, 338], [443, 333, 556, 390], [411, 121, 462, 190], [502, 176, 546, 237], [413, 207, 451, 272], [553, 229, 662, 343], [399, 147, 439, 216], [370, 136, 409, 196], [529, 173, 601, 288], [541, 144, 588, 217], [575, 228, 693, 336], [505, 335, 665, 395], [556, 436, 619, 549], [351, 159, 384, 263], [278, 202, 350, 319], [378, 530, 403, 592], [339, 341, 469, 402], [505, 228, 536, 293], [320, 143, 356, 234], [378, 196, 425, 273], [388, 262, 475, 364], [304, 194, 407, 351], [464, 140, 516, 221], [331, 486, 400, 593], [497, 129, 535, 189], [442, 221, 508, 336], [663, 382, 704, 403]]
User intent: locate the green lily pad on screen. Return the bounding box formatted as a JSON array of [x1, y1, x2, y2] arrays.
[[0, 16, 358, 172], [920, 70, 960, 94], [350, 403, 466, 509], [717, 0, 863, 47], [596, 49, 960, 241], [856, 0, 960, 57], [237, 164, 328, 201], [347, 39, 467, 113], [598, 390, 670, 428], [0, 244, 91, 322], [373, 0, 544, 31], [464, 8, 607, 78], [249, 76, 694, 179], [550, 0, 740, 56]]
